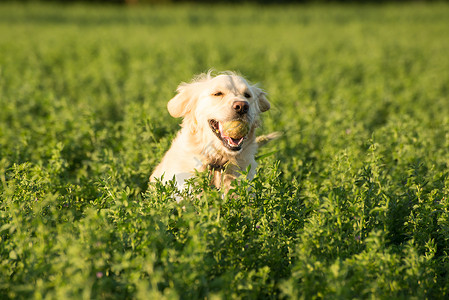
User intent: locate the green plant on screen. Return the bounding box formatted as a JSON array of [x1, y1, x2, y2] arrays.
[[1, 2, 449, 299]]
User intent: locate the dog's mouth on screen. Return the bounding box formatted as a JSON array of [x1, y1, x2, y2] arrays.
[[209, 119, 247, 151]]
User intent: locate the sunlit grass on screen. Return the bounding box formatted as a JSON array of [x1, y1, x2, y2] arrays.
[[1, 2, 449, 298]]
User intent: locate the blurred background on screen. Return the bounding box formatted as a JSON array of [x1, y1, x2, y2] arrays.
[[1, 0, 449, 298]]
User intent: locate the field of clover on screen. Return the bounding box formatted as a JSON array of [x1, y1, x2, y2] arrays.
[[1, 2, 449, 299]]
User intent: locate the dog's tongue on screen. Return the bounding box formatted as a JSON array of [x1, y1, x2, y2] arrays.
[[226, 136, 244, 147], [219, 122, 244, 147]]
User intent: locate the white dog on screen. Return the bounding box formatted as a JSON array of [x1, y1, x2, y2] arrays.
[[150, 71, 273, 194]]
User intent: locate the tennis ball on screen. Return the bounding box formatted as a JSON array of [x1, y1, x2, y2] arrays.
[[222, 120, 250, 139]]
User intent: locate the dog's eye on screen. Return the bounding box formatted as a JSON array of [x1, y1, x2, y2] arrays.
[[213, 91, 224, 97], [244, 92, 251, 98]]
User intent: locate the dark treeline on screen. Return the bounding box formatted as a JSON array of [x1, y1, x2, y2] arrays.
[[6, 0, 445, 4]]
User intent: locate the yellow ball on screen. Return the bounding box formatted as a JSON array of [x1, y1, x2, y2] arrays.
[[222, 120, 250, 139]]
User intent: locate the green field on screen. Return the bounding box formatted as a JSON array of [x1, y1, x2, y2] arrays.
[[1, 2, 449, 299]]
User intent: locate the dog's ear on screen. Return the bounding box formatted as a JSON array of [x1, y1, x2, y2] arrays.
[[167, 83, 198, 118], [253, 86, 270, 113]]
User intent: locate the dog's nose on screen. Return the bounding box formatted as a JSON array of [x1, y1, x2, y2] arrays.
[[233, 101, 249, 115]]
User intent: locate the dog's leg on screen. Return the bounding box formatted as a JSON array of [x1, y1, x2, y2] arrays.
[[256, 131, 282, 147]]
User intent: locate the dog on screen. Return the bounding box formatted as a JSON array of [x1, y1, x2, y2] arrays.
[[150, 71, 274, 197]]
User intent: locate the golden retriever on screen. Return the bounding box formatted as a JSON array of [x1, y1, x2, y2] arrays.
[[150, 71, 273, 195]]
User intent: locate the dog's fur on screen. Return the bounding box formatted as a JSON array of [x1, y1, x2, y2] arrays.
[[150, 71, 271, 194]]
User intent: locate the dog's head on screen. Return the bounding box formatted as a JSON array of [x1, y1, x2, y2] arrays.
[[167, 71, 270, 155]]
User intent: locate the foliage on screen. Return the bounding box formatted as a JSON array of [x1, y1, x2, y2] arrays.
[[1, 2, 449, 299]]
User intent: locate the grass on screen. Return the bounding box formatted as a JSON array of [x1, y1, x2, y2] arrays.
[[1, 2, 449, 299]]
